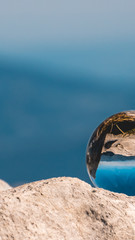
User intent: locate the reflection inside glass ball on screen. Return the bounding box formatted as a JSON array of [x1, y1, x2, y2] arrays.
[[86, 111, 135, 196]]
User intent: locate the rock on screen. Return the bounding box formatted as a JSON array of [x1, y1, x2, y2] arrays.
[[102, 133, 135, 156], [0, 179, 12, 192], [0, 177, 135, 240]]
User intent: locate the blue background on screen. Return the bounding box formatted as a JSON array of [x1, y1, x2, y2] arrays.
[[0, 1, 135, 186]]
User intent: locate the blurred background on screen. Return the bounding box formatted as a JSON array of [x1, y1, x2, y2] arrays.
[[0, 0, 135, 186]]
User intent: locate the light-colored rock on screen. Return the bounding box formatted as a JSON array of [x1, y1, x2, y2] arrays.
[[0, 179, 12, 192], [102, 133, 135, 156], [0, 177, 135, 240]]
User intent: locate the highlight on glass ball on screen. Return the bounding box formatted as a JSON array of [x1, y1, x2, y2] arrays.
[[86, 111, 135, 196]]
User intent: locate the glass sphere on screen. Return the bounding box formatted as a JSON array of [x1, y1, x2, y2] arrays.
[[86, 111, 135, 196]]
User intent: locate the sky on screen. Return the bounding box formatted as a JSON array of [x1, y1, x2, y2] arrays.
[[0, 0, 135, 48], [0, 1, 135, 80]]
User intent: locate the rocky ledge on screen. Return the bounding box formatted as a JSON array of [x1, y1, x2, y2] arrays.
[[0, 177, 135, 240]]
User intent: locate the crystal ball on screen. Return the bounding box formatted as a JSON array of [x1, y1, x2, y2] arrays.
[[86, 111, 135, 196]]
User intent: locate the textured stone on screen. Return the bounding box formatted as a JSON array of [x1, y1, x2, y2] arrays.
[[0, 177, 135, 240], [0, 179, 12, 192]]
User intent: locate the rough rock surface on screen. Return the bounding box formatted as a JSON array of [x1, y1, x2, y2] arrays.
[[0, 179, 12, 192], [0, 177, 135, 240]]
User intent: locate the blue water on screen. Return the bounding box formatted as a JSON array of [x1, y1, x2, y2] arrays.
[[0, 54, 135, 187], [93, 161, 135, 196]]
